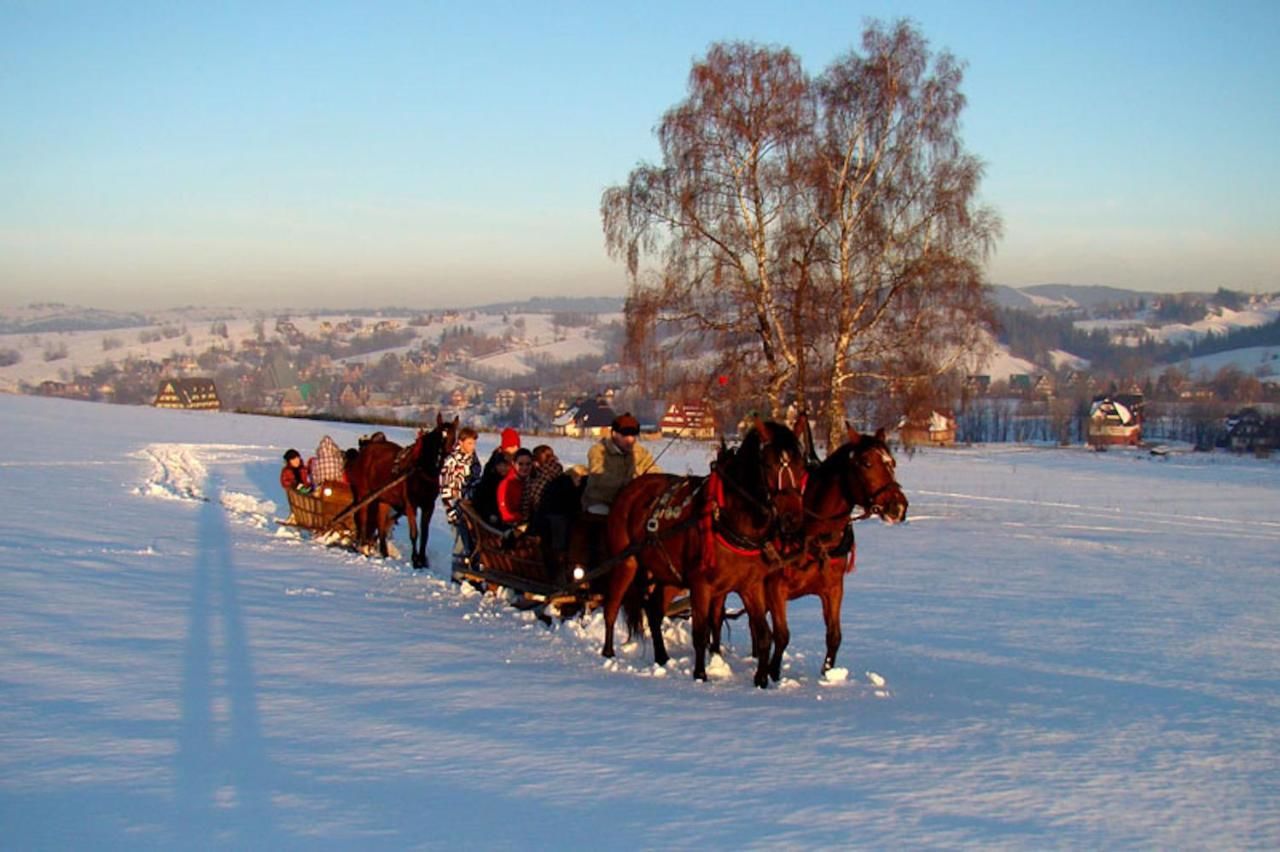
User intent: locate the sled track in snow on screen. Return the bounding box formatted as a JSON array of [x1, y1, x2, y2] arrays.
[[913, 488, 1280, 541]]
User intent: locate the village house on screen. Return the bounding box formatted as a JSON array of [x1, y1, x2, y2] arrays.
[[553, 396, 617, 438], [1225, 408, 1279, 454], [898, 409, 957, 447], [659, 401, 716, 439], [1087, 394, 1144, 447], [154, 377, 222, 410], [494, 388, 519, 410], [334, 381, 369, 409], [272, 387, 309, 416]]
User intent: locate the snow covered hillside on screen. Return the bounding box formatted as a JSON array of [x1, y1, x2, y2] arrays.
[[2, 394, 1278, 847], [0, 305, 619, 392], [1076, 298, 1280, 347]]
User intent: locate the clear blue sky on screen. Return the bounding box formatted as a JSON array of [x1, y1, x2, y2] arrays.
[[2, 0, 1277, 309]]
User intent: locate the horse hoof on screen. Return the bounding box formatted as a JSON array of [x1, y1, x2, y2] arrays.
[[754, 674, 769, 689]]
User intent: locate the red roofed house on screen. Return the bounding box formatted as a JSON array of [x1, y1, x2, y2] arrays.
[[659, 402, 716, 439]]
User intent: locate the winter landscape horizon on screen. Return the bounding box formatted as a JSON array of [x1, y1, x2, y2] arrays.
[[5, 3, 1279, 846]]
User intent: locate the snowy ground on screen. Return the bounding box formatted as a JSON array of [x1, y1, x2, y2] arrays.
[[2, 394, 1278, 848]]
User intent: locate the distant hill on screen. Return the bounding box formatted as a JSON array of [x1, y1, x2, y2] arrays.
[[1021, 283, 1150, 309], [0, 304, 150, 334], [473, 296, 624, 314], [989, 284, 1153, 312]]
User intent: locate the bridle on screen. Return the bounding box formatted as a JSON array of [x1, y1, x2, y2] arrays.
[[410, 423, 455, 483], [804, 440, 903, 523]]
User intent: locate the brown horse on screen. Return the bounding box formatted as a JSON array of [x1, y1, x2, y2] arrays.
[[601, 419, 805, 688], [761, 423, 907, 680], [346, 414, 458, 568]]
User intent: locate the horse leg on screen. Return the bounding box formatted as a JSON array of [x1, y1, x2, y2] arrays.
[[377, 503, 392, 558], [690, 583, 712, 682], [739, 582, 772, 689], [708, 592, 727, 658], [643, 583, 670, 667], [766, 576, 790, 683], [407, 501, 422, 568], [601, 555, 638, 659], [820, 570, 845, 673], [354, 500, 370, 555]]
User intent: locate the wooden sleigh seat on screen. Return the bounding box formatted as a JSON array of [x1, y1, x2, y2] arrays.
[[453, 500, 594, 608], [281, 481, 356, 540]]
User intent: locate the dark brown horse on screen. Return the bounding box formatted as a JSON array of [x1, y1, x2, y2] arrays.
[[761, 423, 907, 680], [601, 419, 805, 688], [346, 414, 458, 568]]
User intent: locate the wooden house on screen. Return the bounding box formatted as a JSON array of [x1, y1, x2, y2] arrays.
[[659, 402, 716, 439], [1225, 408, 1279, 454], [154, 378, 221, 410], [1087, 395, 1143, 446], [554, 397, 617, 438], [898, 409, 957, 447]]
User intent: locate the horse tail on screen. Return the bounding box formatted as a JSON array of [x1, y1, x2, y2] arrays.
[[621, 577, 646, 643]]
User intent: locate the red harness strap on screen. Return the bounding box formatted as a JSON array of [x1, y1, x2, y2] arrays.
[[700, 471, 724, 571]]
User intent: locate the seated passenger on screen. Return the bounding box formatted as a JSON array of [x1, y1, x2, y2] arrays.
[[522, 445, 563, 520], [532, 464, 587, 584], [471, 454, 511, 528], [309, 435, 347, 485], [497, 448, 534, 529], [280, 449, 314, 494]]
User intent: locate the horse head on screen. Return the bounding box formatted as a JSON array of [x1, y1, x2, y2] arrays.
[[840, 422, 908, 523], [415, 414, 459, 477], [724, 418, 807, 540]]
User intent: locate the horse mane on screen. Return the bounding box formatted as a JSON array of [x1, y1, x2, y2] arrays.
[[730, 421, 801, 483], [715, 420, 802, 529]]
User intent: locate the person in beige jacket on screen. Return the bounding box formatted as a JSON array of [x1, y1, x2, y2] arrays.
[[571, 412, 660, 573], [581, 412, 660, 515]]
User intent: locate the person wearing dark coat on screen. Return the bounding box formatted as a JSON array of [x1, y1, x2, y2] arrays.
[[471, 454, 511, 528], [280, 449, 313, 493]]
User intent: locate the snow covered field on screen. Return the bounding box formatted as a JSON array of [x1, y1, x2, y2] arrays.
[[2, 394, 1278, 848]]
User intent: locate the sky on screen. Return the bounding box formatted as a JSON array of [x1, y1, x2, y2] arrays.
[[2, 0, 1278, 310]]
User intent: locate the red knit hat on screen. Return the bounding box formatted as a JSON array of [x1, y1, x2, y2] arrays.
[[500, 427, 521, 451]]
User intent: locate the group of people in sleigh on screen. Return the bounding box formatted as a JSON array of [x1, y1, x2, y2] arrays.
[[280, 413, 659, 579]]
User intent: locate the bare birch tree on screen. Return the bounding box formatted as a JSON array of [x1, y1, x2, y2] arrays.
[[603, 20, 1001, 446]]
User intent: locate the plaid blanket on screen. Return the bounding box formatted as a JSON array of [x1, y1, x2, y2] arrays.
[[310, 435, 346, 483]]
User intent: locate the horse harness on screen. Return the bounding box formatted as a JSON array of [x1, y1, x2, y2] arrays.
[[638, 466, 797, 586]]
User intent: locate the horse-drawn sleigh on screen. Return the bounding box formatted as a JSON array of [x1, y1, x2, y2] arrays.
[[281, 414, 908, 688], [279, 415, 458, 566]]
